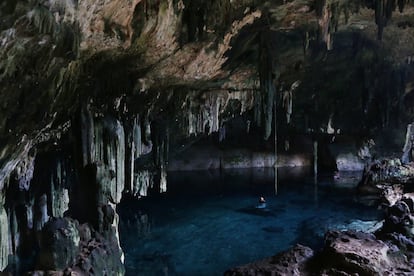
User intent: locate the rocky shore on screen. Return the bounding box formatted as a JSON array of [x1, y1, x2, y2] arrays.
[[226, 159, 414, 275]]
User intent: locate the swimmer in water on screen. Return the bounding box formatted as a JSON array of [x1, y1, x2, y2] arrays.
[[256, 196, 267, 209]]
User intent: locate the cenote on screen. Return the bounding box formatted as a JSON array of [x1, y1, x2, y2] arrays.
[[118, 168, 381, 275], [4, 0, 414, 274]]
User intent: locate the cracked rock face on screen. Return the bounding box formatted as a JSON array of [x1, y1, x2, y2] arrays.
[[1, 0, 414, 274]]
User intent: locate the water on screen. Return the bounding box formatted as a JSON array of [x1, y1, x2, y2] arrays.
[[118, 168, 381, 276]]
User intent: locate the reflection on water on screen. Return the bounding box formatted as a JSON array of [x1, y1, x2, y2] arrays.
[[118, 167, 381, 276]]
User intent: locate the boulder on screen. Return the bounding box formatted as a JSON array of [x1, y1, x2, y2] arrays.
[[322, 230, 393, 275], [379, 200, 414, 238], [34, 221, 124, 275], [37, 218, 80, 270], [380, 184, 404, 206], [224, 244, 314, 276]]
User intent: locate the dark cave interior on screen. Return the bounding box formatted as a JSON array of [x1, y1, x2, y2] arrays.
[[1, 0, 414, 274]]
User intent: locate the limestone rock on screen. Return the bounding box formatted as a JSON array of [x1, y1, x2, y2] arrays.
[[380, 184, 404, 206], [37, 218, 80, 270], [72, 222, 124, 276], [323, 230, 393, 275], [358, 158, 414, 194], [379, 200, 414, 238], [224, 244, 314, 276], [322, 229, 414, 275], [33, 219, 124, 275]]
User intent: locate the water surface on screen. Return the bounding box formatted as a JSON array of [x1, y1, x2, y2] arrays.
[[118, 168, 381, 275]]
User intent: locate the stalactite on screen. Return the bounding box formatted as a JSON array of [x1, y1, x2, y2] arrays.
[[398, 0, 408, 12], [133, 116, 143, 156], [152, 121, 169, 193], [314, 0, 409, 44], [327, 114, 335, 134], [126, 115, 142, 195], [186, 93, 215, 136], [26, 200, 33, 230], [35, 194, 49, 231], [205, 93, 221, 134], [219, 123, 226, 142], [183, 90, 254, 138], [0, 192, 10, 271], [81, 103, 94, 166], [254, 89, 262, 127], [159, 164, 167, 193], [375, 0, 385, 40], [14, 151, 35, 191], [282, 81, 301, 125], [330, 2, 340, 33], [318, 1, 333, 50], [143, 117, 152, 150], [281, 85, 292, 125], [401, 123, 414, 164], [97, 116, 125, 204], [372, 0, 405, 40], [80, 105, 126, 204], [302, 31, 310, 55], [343, 5, 350, 24], [50, 158, 70, 218], [115, 120, 126, 203], [385, 0, 395, 19], [8, 203, 18, 257], [132, 170, 154, 197], [258, 32, 276, 140]]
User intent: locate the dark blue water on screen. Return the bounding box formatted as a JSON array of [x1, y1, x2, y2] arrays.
[[118, 168, 381, 276]]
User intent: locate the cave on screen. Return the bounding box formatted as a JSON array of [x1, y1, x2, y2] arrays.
[[1, 0, 414, 275]]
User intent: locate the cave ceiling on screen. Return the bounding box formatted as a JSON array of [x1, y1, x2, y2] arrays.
[[0, 0, 414, 178]]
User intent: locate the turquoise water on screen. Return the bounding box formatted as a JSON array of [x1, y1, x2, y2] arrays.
[[118, 168, 381, 276]]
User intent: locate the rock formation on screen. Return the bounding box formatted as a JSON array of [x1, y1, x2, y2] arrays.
[[1, 0, 414, 274]]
